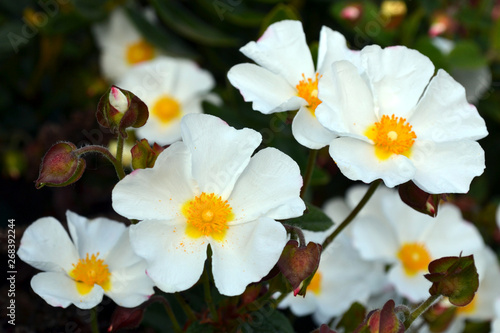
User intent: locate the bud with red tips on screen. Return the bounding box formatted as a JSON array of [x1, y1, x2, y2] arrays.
[[130, 139, 165, 169], [398, 181, 445, 217], [354, 300, 405, 333]]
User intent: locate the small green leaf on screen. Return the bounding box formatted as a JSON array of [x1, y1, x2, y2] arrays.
[[336, 302, 367, 333], [284, 203, 334, 231], [447, 41, 488, 69], [239, 308, 294, 333], [260, 4, 300, 34]]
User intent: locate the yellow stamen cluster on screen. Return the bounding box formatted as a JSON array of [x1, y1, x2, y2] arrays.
[[397, 243, 431, 276], [183, 193, 233, 240], [296, 73, 322, 115], [152, 95, 181, 124], [365, 114, 416, 160], [307, 271, 322, 295], [70, 253, 111, 294], [126, 39, 155, 65]]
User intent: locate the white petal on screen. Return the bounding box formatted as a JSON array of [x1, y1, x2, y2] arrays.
[[228, 147, 305, 222], [387, 264, 431, 302], [411, 140, 485, 194], [240, 20, 315, 86], [106, 261, 154, 308], [410, 69, 488, 142], [112, 142, 195, 220], [323, 197, 350, 224], [361, 45, 435, 118], [211, 217, 287, 296], [316, 60, 376, 136], [130, 219, 207, 293], [227, 63, 304, 114], [105, 228, 144, 271], [291, 107, 337, 149], [136, 116, 183, 146], [317, 27, 360, 73], [66, 211, 126, 259], [329, 137, 416, 188], [181, 113, 261, 198], [279, 292, 318, 317], [18, 217, 79, 273], [351, 215, 399, 262], [31, 272, 104, 309], [171, 58, 215, 102]]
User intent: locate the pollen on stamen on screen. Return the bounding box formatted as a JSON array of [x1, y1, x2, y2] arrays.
[[125, 39, 155, 65], [70, 253, 111, 294], [296, 73, 322, 115]]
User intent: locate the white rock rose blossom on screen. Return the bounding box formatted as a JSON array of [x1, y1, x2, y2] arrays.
[[17, 211, 154, 309], [316, 45, 488, 194], [112, 113, 306, 296], [227, 20, 359, 149], [116, 56, 219, 145]]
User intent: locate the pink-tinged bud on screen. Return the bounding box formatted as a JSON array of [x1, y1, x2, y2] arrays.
[[341, 4, 362, 21], [493, 1, 500, 20], [35, 142, 86, 189], [398, 181, 445, 217], [354, 300, 404, 333], [96, 86, 148, 138], [108, 305, 145, 332], [277, 240, 321, 294], [131, 139, 165, 169], [380, 0, 407, 29], [429, 13, 456, 37]]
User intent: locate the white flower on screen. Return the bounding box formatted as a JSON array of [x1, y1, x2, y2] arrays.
[[316, 45, 488, 194], [17, 211, 154, 309], [279, 198, 385, 324], [350, 186, 485, 302], [116, 56, 218, 145], [227, 20, 359, 149], [94, 7, 161, 82], [112, 113, 305, 296], [492, 299, 500, 333]]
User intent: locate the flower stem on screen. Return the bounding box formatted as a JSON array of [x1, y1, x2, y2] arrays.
[[174, 293, 197, 322], [322, 179, 382, 250], [74, 145, 125, 180], [203, 269, 219, 322], [152, 296, 182, 333], [300, 149, 318, 198], [115, 134, 125, 179], [90, 307, 99, 333], [404, 295, 442, 329], [272, 292, 289, 309], [284, 224, 306, 247]]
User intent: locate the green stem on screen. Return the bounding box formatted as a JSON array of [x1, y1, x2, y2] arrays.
[[272, 292, 289, 309], [322, 179, 382, 250], [300, 149, 318, 198], [203, 269, 219, 322], [404, 295, 441, 329], [90, 307, 99, 333], [115, 134, 125, 178], [74, 145, 125, 180], [284, 224, 306, 247], [154, 296, 182, 333], [174, 293, 197, 322]]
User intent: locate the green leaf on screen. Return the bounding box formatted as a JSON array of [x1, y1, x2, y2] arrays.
[[414, 36, 448, 72], [196, 0, 263, 27], [260, 3, 300, 34], [238, 307, 294, 333], [185, 321, 215, 333], [491, 15, 500, 55], [151, 0, 237, 46], [336, 302, 367, 333], [447, 41, 488, 69], [284, 202, 334, 231]]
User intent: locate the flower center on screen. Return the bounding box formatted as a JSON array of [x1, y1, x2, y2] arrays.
[[364, 114, 416, 160], [307, 271, 322, 295], [397, 243, 431, 276], [182, 193, 233, 240], [69, 253, 111, 295], [151, 95, 182, 125], [126, 39, 155, 65], [296, 73, 322, 115]]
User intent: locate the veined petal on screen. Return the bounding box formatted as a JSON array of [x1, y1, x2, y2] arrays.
[[66, 211, 126, 259], [18, 217, 79, 273], [31, 272, 104, 309], [181, 114, 261, 198], [129, 219, 207, 293], [317, 27, 361, 73], [329, 137, 416, 188], [388, 264, 430, 302], [105, 228, 145, 271], [211, 217, 287, 296], [411, 140, 485, 194], [240, 20, 315, 86], [227, 63, 304, 114], [291, 107, 337, 149], [361, 45, 434, 118], [106, 261, 154, 308], [410, 69, 488, 142], [228, 147, 305, 223], [316, 61, 376, 136], [112, 142, 196, 221]]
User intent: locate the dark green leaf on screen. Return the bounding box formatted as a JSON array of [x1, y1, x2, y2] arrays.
[[260, 3, 300, 34], [284, 202, 334, 231], [196, 0, 263, 27], [336, 302, 367, 333], [447, 41, 488, 69], [238, 307, 294, 333], [186, 321, 215, 333]]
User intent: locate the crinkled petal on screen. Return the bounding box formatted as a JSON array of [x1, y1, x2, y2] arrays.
[[317, 27, 361, 73], [291, 106, 337, 149], [316, 60, 376, 136], [130, 219, 207, 293], [18, 217, 79, 273], [31, 272, 104, 309], [227, 63, 304, 114], [181, 113, 261, 198], [228, 147, 305, 223], [112, 141, 195, 220], [211, 217, 287, 296], [240, 20, 315, 86], [387, 264, 430, 302], [106, 261, 154, 308], [329, 137, 416, 188], [361, 45, 434, 118], [410, 69, 488, 142], [411, 140, 485, 194], [67, 211, 126, 259]]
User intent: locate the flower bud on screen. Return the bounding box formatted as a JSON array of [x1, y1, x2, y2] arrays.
[[398, 181, 445, 217], [108, 305, 145, 332], [96, 86, 148, 137], [354, 300, 404, 333], [131, 139, 165, 169], [340, 4, 362, 22], [35, 142, 86, 189]]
